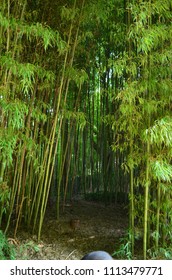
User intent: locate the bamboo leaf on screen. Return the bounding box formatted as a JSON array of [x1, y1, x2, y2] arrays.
[[144, 117, 172, 146], [151, 160, 172, 182]]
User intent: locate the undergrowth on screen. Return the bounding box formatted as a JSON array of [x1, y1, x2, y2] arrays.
[[0, 230, 16, 260]]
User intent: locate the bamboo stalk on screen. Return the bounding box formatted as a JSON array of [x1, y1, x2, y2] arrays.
[[155, 183, 160, 249], [143, 148, 150, 260]]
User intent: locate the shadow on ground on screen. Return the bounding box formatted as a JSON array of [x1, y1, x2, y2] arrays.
[[8, 200, 128, 259]]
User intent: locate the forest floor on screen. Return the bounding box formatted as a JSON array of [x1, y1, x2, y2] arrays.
[[8, 200, 130, 260]]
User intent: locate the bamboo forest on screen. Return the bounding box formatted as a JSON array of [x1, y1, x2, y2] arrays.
[[0, 0, 172, 260]]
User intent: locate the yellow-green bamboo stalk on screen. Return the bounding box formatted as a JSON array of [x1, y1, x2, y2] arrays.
[[37, 0, 87, 239], [143, 148, 150, 260], [155, 183, 160, 249]]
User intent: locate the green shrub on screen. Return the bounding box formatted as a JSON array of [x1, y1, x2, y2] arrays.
[[0, 230, 15, 260]]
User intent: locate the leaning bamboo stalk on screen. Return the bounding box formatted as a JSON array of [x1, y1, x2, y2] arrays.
[[36, 1, 78, 239], [37, 0, 87, 239], [5, 151, 20, 233], [57, 0, 86, 214]]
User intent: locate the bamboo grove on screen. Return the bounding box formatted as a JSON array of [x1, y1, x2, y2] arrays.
[[0, 0, 172, 259]]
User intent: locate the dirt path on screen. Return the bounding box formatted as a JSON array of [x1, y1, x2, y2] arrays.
[[11, 200, 128, 259]]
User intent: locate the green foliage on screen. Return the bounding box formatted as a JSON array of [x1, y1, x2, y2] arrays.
[[16, 240, 40, 259], [66, 67, 88, 88], [144, 117, 172, 147], [0, 182, 10, 225], [0, 130, 17, 165], [150, 160, 172, 182], [62, 110, 87, 130], [143, 117, 172, 182], [111, 0, 172, 259], [112, 232, 132, 260], [0, 55, 55, 93], [61, 6, 79, 21], [0, 99, 28, 129], [0, 11, 66, 52], [0, 230, 15, 260], [148, 247, 172, 260]]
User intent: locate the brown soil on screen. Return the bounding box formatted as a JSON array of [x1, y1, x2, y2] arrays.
[[9, 200, 128, 259]]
